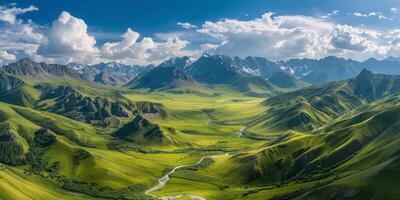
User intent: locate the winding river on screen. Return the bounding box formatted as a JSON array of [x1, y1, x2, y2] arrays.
[[145, 154, 229, 200]]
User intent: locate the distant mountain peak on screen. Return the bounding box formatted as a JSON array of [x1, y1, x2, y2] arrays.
[[15, 57, 35, 64], [2, 58, 86, 81], [383, 56, 400, 62], [159, 56, 192, 69], [323, 55, 345, 61], [268, 71, 308, 89], [357, 68, 374, 78]]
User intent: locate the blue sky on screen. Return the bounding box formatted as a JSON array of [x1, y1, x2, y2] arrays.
[[1, 0, 400, 65], [12, 0, 400, 42]]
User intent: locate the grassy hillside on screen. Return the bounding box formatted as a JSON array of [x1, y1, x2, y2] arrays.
[[0, 63, 399, 200], [0, 74, 270, 199], [148, 71, 400, 200]]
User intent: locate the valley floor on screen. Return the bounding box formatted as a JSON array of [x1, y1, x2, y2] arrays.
[[0, 87, 271, 200], [1, 81, 400, 200]]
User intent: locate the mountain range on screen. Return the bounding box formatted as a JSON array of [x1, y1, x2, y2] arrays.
[[3, 54, 400, 90], [0, 56, 400, 200], [67, 61, 154, 86]]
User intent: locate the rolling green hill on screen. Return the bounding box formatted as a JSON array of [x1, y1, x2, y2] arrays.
[[0, 58, 399, 200], [151, 72, 400, 200], [246, 69, 400, 134], [187, 93, 400, 200]]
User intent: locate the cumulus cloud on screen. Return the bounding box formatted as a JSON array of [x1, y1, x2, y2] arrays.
[[0, 4, 44, 64], [14, 10, 193, 65], [197, 12, 400, 60], [177, 22, 197, 29], [391, 7, 398, 14], [101, 28, 193, 64], [0, 50, 16, 64], [0, 4, 38, 24], [2, 3, 400, 65], [329, 25, 390, 59], [38, 11, 98, 59], [198, 12, 334, 60]]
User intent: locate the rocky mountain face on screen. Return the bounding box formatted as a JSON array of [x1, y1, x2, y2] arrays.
[[5, 55, 400, 88], [278, 56, 361, 84], [67, 62, 154, 85], [127, 57, 196, 90], [0, 58, 155, 86], [190, 55, 276, 94], [233, 56, 282, 78], [36, 85, 162, 126], [128, 55, 276, 96], [349, 69, 400, 102], [127, 54, 400, 94], [259, 69, 400, 133], [267, 71, 308, 89], [89, 62, 153, 85], [112, 115, 165, 144], [361, 57, 400, 75], [0, 71, 24, 93], [196, 55, 400, 85], [188, 54, 239, 84], [2, 58, 87, 81], [39, 85, 135, 125], [128, 64, 195, 90]]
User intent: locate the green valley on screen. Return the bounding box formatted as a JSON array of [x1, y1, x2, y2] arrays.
[[0, 57, 399, 200], [2, 2, 400, 199]]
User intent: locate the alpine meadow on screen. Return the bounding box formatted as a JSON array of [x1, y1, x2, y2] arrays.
[[0, 1, 399, 200]]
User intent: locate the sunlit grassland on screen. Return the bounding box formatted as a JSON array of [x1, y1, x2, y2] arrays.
[[0, 84, 274, 199], [122, 87, 268, 149], [46, 135, 214, 188], [152, 95, 400, 199], [0, 165, 95, 200]]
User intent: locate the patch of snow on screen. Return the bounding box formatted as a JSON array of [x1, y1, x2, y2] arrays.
[[242, 67, 260, 75]]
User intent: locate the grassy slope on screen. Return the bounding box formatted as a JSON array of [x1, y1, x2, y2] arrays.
[[1, 72, 399, 200], [0, 81, 270, 199], [155, 93, 400, 200], [0, 165, 95, 200]]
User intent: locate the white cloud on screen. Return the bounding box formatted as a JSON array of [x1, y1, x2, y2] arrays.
[[391, 7, 398, 14], [177, 22, 197, 29], [0, 4, 198, 65], [332, 10, 340, 15], [2, 3, 400, 65], [198, 13, 334, 60], [100, 28, 194, 65], [0, 4, 38, 24], [353, 12, 368, 17], [197, 12, 400, 60], [0, 50, 16, 64], [0, 4, 44, 64], [352, 11, 387, 20], [320, 10, 340, 19], [37, 11, 98, 60], [330, 25, 388, 58], [201, 43, 219, 51]]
